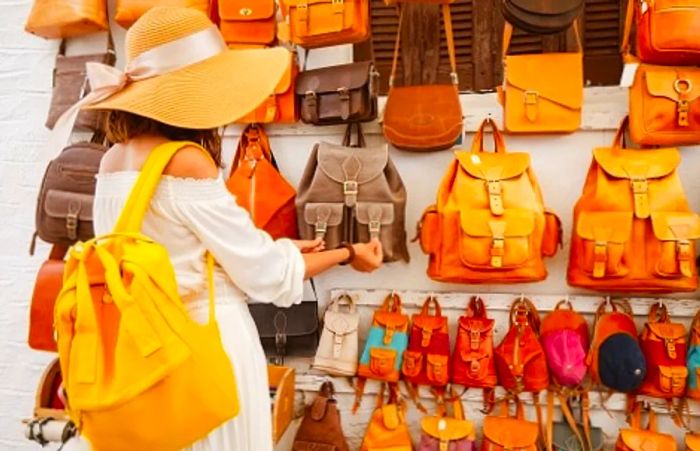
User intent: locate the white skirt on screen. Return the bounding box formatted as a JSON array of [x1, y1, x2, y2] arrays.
[[63, 297, 273, 451]]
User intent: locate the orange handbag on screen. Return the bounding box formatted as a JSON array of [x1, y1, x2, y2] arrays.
[[225, 124, 298, 239], [218, 0, 276, 47], [567, 116, 700, 293], [115, 0, 211, 28], [382, 3, 463, 152], [27, 245, 67, 352], [360, 384, 413, 451], [500, 21, 583, 133], [280, 0, 369, 48], [25, 0, 108, 39], [237, 49, 298, 123], [416, 118, 561, 284], [481, 396, 539, 451], [615, 402, 677, 451]]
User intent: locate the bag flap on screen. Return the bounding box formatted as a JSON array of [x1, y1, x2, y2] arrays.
[[420, 416, 474, 441], [507, 0, 582, 16], [455, 150, 530, 181], [596, 312, 639, 344], [427, 354, 448, 366], [413, 315, 448, 333], [248, 301, 318, 338], [303, 203, 344, 227], [576, 211, 633, 243], [482, 416, 539, 448], [458, 316, 494, 335], [643, 66, 700, 103], [460, 209, 535, 238], [619, 429, 677, 451], [219, 0, 275, 21], [647, 322, 687, 341], [658, 365, 688, 379], [382, 404, 401, 430], [323, 310, 359, 335], [686, 433, 700, 451], [374, 311, 409, 329], [316, 142, 388, 185], [310, 396, 329, 421], [296, 61, 373, 95], [272, 50, 295, 94], [356, 202, 394, 226], [44, 190, 93, 221], [593, 147, 680, 180], [650, 212, 700, 241], [504, 53, 583, 109]]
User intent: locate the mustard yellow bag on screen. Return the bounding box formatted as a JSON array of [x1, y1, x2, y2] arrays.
[[55, 142, 239, 451]]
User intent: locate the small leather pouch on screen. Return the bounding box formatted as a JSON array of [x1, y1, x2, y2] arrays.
[[219, 0, 276, 47]]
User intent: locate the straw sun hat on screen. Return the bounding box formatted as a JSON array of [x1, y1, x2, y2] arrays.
[[81, 6, 290, 129]]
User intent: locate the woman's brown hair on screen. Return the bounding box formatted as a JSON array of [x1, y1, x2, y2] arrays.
[[104, 111, 223, 166]]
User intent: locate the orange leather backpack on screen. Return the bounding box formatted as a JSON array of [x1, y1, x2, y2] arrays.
[[616, 402, 677, 451], [417, 118, 561, 284], [280, 0, 369, 48], [218, 0, 276, 47], [360, 384, 413, 451], [567, 117, 700, 292]]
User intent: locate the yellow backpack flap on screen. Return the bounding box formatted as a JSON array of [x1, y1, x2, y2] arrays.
[[55, 142, 239, 451]]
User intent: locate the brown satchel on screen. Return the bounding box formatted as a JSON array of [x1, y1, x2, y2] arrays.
[[382, 4, 463, 152], [28, 246, 67, 352], [45, 35, 116, 132], [502, 0, 583, 35], [295, 60, 379, 125], [292, 381, 349, 451]]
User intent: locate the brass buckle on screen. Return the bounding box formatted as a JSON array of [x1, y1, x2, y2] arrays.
[[314, 222, 328, 239], [66, 213, 78, 240], [631, 178, 648, 194], [470, 330, 480, 350], [674, 78, 693, 94], [450, 72, 459, 85], [343, 180, 358, 195], [337, 86, 350, 100], [524, 90, 539, 105], [677, 240, 691, 258], [593, 241, 607, 262], [369, 220, 381, 238]]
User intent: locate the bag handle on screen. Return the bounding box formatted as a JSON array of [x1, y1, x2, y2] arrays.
[[470, 117, 507, 154], [230, 124, 276, 175], [319, 380, 335, 399], [621, 0, 634, 60], [466, 296, 487, 318], [611, 116, 631, 151], [502, 19, 582, 58], [554, 299, 574, 311], [381, 292, 402, 313], [330, 293, 357, 313], [647, 301, 670, 324], [389, 3, 458, 88], [342, 123, 367, 148], [509, 296, 541, 334], [420, 295, 442, 317]]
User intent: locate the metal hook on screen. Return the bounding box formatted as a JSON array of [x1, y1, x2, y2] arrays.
[[604, 296, 612, 307]]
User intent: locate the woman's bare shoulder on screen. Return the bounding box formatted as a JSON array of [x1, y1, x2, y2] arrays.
[[163, 145, 219, 179]]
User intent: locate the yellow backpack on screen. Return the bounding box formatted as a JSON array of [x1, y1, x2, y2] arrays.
[[54, 142, 239, 451]]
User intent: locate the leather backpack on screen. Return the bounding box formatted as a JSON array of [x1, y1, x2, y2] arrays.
[[481, 396, 539, 451], [540, 300, 589, 388], [588, 299, 646, 393], [622, 0, 700, 66], [295, 60, 379, 125], [225, 124, 298, 240], [237, 49, 298, 123], [402, 296, 451, 388], [567, 117, 700, 292], [360, 384, 412, 451], [638, 303, 688, 399], [500, 22, 583, 134], [280, 0, 369, 48], [293, 381, 350, 451], [688, 309, 700, 400], [25, 0, 108, 39], [419, 392, 476, 451], [115, 0, 211, 28], [501, 0, 582, 35], [615, 402, 677, 451], [417, 118, 561, 284], [382, 3, 463, 152], [296, 123, 409, 263], [218, 0, 276, 47], [28, 245, 67, 352], [313, 293, 359, 376], [32, 136, 106, 254]]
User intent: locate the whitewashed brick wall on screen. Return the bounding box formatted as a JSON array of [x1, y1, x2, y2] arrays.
[[2, 0, 700, 449]]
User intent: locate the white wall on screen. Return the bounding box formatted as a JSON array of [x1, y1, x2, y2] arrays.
[[1, 0, 699, 449]]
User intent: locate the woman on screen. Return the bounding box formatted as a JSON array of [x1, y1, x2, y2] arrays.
[[61, 6, 383, 451]]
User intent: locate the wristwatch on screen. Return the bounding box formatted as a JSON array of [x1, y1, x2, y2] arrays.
[[339, 242, 355, 265]]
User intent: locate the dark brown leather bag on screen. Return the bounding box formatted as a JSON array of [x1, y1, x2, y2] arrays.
[[295, 60, 379, 125], [293, 381, 350, 451], [31, 136, 106, 254], [28, 246, 66, 352], [502, 0, 583, 35], [45, 35, 116, 132]]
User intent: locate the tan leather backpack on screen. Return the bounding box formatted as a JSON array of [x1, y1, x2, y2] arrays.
[[567, 117, 700, 292], [293, 381, 349, 451], [296, 124, 409, 262]]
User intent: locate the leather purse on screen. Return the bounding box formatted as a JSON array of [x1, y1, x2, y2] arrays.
[[313, 294, 359, 376], [225, 124, 298, 240], [237, 49, 298, 123], [628, 62, 700, 146], [115, 0, 211, 28], [419, 393, 476, 451], [295, 61, 379, 125], [481, 397, 539, 451], [46, 36, 116, 132], [502, 0, 582, 35], [500, 21, 583, 133], [615, 402, 677, 451], [281, 0, 369, 48], [360, 385, 412, 451], [293, 381, 350, 451], [383, 4, 463, 151], [622, 0, 700, 66], [219, 0, 276, 47], [28, 246, 67, 352], [248, 299, 319, 364], [25, 0, 108, 39]]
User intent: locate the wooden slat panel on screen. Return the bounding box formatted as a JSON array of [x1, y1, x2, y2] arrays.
[[582, 0, 623, 85]]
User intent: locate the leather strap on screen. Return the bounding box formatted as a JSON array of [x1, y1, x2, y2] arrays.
[[381, 292, 402, 312], [49, 244, 69, 261], [470, 117, 506, 154], [621, 0, 634, 58], [342, 122, 366, 148], [420, 295, 442, 317], [466, 296, 487, 318], [503, 19, 582, 58], [611, 116, 631, 151], [231, 124, 276, 175], [389, 3, 458, 88], [330, 293, 357, 313], [647, 302, 669, 323]]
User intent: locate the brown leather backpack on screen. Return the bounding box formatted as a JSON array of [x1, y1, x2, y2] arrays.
[[296, 123, 409, 262], [31, 136, 106, 254], [501, 0, 583, 35], [292, 381, 349, 451]]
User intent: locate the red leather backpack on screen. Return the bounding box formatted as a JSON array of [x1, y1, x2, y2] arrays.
[[402, 296, 450, 388]]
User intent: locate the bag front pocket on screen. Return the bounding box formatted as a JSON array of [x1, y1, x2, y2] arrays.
[[417, 206, 441, 255], [355, 202, 395, 260], [303, 203, 345, 250], [401, 350, 423, 378], [650, 212, 700, 278], [542, 210, 562, 257], [426, 354, 449, 385], [459, 209, 534, 269], [369, 348, 398, 379], [575, 211, 632, 278], [658, 365, 688, 396]]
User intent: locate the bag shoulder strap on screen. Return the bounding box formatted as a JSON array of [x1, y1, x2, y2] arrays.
[[231, 124, 276, 175], [621, 0, 634, 58], [470, 117, 506, 154], [420, 295, 442, 317]]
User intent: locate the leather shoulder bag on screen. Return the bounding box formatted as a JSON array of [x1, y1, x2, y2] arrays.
[[46, 35, 116, 132], [293, 381, 350, 451], [25, 0, 108, 39], [482, 396, 539, 450], [615, 402, 677, 451], [28, 245, 67, 352], [218, 0, 276, 47], [419, 391, 476, 451], [360, 384, 412, 451], [295, 60, 379, 125], [501, 0, 582, 35], [500, 21, 583, 134], [115, 0, 211, 28], [382, 3, 463, 152], [313, 293, 359, 376], [281, 0, 369, 48]]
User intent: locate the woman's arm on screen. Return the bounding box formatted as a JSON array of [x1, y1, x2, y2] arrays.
[[303, 240, 383, 279]]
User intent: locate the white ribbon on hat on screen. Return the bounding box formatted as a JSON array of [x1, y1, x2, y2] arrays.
[[48, 25, 227, 154]]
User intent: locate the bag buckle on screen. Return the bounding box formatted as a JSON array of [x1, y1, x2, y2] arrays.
[[66, 201, 80, 240], [470, 330, 481, 350], [665, 338, 678, 359], [524, 90, 539, 105], [314, 221, 327, 239], [450, 72, 459, 86], [490, 238, 504, 268], [384, 327, 394, 345], [421, 328, 432, 347], [487, 180, 504, 215], [469, 359, 481, 375], [343, 180, 358, 196], [369, 220, 381, 239], [274, 312, 288, 364]]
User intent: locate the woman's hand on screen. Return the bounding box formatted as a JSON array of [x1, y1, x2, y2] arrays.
[[293, 238, 325, 254], [350, 239, 383, 272]]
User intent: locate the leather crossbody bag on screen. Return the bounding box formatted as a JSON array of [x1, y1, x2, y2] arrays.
[[237, 49, 298, 123], [281, 0, 369, 48], [218, 0, 276, 47], [502, 0, 582, 34], [25, 0, 109, 39]]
